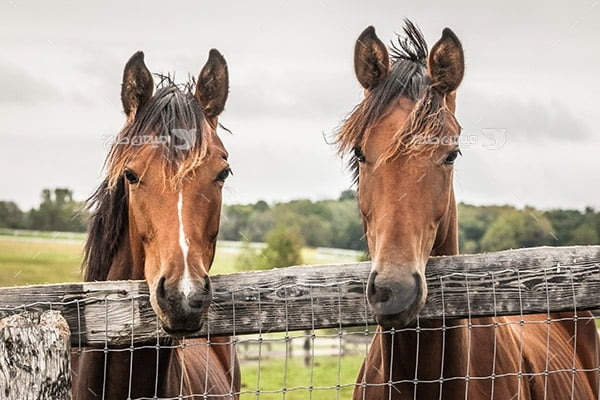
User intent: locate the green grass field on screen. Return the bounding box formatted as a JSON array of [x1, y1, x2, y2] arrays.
[[0, 238, 83, 286], [0, 235, 361, 287], [240, 353, 364, 400]]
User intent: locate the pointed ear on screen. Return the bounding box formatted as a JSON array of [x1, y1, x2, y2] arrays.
[[354, 26, 390, 90], [195, 49, 229, 120], [428, 28, 464, 94], [121, 51, 154, 121]]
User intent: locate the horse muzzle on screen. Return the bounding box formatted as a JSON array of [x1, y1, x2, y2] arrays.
[[367, 268, 427, 329], [151, 275, 213, 335]]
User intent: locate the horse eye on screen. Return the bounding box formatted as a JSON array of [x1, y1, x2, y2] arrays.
[[123, 168, 139, 184], [354, 147, 366, 163], [216, 167, 232, 182], [444, 149, 461, 165]]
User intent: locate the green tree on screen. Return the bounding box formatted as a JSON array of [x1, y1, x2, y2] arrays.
[[27, 188, 86, 232], [219, 193, 370, 251], [234, 239, 259, 271], [253, 200, 270, 212], [298, 214, 333, 247], [338, 190, 357, 201], [458, 203, 489, 253], [544, 209, 585, 245], [458, 203, 516, 253], [255, 226, 304, 270], [324, 198, 366, 251], [480, 208, 554, 251], [219, 204, 253, 241], [569, 219, 599, 245], [594, 210, 600, 242], [0, 201, 25, 229], [246, 209, 276, 242], [271, 200, 334, 247]]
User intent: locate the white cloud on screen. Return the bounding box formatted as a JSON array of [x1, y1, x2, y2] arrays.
[[0, 62, 62, 104]]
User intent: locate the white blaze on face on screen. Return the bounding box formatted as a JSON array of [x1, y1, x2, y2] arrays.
[[177, 191, 194, 298]]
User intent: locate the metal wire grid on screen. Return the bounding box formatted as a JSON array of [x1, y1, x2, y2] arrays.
[[0, 264, 598, 399]]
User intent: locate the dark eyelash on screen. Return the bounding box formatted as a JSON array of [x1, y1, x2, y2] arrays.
[[353, 147, 365, 163], [216, 167, 232, 182], [444, 149, 461, 165], [124, 168, 139, 184]]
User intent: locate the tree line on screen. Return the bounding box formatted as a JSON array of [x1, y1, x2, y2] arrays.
[[0, 188, 87, 232], [219, 190, 364, 251], [220, 190, 600, 254], [1, 188, 599, 254]]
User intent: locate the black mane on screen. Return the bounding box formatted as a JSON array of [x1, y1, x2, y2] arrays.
[[113, 81, 207, 174], [83, 177, 127, 281], [389, 19, 428, 65]]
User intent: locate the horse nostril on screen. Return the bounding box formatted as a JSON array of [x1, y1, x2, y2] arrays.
[[202, 276, 211, 294], [367, 271, 421, 316], [185, 276, 212, 311], [375, 286, 393, 303], [157, 276, 167, 301], [155, 275, 171, 314], [368, 272, 393, 304], [367, 271, 379, 299]]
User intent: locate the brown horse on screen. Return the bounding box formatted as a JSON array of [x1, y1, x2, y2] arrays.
[[72, 50, 240, 399], [337, 20, 599, 399]]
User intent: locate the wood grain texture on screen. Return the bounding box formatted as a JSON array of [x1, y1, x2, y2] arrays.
[[0, 246, 598, 346], [0, 311, 71, 399]]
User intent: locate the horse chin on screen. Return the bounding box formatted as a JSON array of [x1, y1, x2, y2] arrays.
[[375, 308, 420, 330], [149, 294, 208, 337], [148, 275, 213, 337], [377, 286, 427, 329], [159, 314, 206, 338]]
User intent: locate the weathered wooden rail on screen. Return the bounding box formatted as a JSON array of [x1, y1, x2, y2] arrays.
[[0, 246, 598, 347]]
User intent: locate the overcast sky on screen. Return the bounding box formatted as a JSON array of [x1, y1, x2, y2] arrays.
[[1, 0, 598, 210]]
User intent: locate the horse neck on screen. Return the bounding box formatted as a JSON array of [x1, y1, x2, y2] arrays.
[[432, 189, 459, 257], [105, 217, 144, 280], [75, 220, 178, 399], [370, 192, 466, 393], [73, 342, 175, 399]]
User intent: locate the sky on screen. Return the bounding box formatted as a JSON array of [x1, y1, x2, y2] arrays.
[[0, 0, 598, 210]]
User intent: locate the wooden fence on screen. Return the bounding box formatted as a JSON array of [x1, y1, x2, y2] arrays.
[[0, 245, 599, 398], [0, 246, 598, 347]]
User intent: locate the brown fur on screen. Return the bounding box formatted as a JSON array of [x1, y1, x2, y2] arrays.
[[337, 20, 599, 399], [73, 49, 240, 399]]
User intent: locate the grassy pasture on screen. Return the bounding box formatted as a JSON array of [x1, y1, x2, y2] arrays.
[[0, 234, 361, 287], [239, 351, 364, 400], [0, 238, 83, 286]]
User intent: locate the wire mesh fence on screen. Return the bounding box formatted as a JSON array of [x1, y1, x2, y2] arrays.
[[0, 246, 598, 399]]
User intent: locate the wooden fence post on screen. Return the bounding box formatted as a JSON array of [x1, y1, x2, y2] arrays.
[[0, 310, 71, 400]]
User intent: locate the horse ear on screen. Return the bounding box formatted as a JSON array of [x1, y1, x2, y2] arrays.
[[121, 51, 154, 121], [428, 28, 464, 94], [354, 26, 390, 90], [195, 49, 229, 120]]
